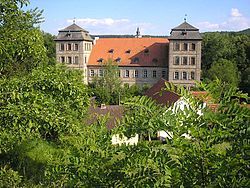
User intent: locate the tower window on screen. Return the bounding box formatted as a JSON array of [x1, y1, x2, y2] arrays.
[[174, 56, 180, 65], [67, 43, 72, 51], [174, 43, 180, 51], [61, 56, 65, 63], [191, 57, 196, 65], [183, 43, 188, 51], [191, 71, 195, 80], [191, 43, 196, 51], [153, 70, 157, 78], [74, 44, 79, 51], [182, 57, 188, 65], [60, 43, 65, 51], [74, 56, 79, 64], [67, 56, 72, 64]]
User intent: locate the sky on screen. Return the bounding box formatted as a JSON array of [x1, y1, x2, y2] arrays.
[[28, 0, 250, 35]]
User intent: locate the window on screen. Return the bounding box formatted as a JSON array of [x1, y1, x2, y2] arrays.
[[115, 57, 121, 63], [183, 43, 188, 51], [126, 49, 131, 54], [67, 43, 72, 51], [108, 49, 114, 53], [174, 72, 179, 80], [61, 56, 65, 63], [143, 70, 148, 78], [118, 70, 121, 77], [134, 70, 139, 78], [84, 56, 87, 64], [125, 70, 129, 78], [74, 44, 79, 51], [90, 70, 94, 77], [97, 58, 103, 63], [183, 72, 187, 80], [182, 56, 188, 65], [153, 70, 157, 78], [67, 56, 72, 64], [190, 57, 195, 65], [152, 58, 158, 64], [174, 56, 180, 65], [99, 69, 104, 77], [133, 57, 139, 63], [74, 56, 79, 64], [191, 71, 195, 80], [60, 43, 64, 51], [162, 70, 166, 78], [174, 43, 180, 51], [144, 49, 149, 54], [190, 43, 196, 51]]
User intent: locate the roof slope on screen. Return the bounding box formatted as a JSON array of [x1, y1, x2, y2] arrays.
[[55, 24, 93, 41], [169, 21, 202, 40], [88, 38, 169, 67], [144, 79, 180, 106]]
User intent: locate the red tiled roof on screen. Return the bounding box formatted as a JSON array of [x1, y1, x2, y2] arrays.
[[144, 79, 180, 106], [88, 38, 169, 67]]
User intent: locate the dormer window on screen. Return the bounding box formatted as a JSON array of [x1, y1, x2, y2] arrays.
[[108, 49, 114, 53], [182, 31, 187, 36], [115, 57, 121, 63], [66, 33, 71, 37], [97, 58, 104, 63], [125, 49, 131, 54], [144, 49, 149, 54], [152, 58, 158, 64], [133, 57, 139, 63]]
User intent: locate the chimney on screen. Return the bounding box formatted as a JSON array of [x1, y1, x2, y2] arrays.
[[100, 104, 106, 109], [93, 37, 99, 45]]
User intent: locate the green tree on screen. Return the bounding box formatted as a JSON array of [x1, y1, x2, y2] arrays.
[[43, 31, 56, 65], [206, 58, 239, 87], [90, 59, 122, 105], [0, 0, 47, 77]]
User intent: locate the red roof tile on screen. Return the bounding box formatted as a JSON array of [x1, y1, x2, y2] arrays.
[[88, 38, 169, 67]]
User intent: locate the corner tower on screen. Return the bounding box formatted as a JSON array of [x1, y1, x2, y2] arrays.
[[168, 21, 202, 89], [55, 23, 93, 83]]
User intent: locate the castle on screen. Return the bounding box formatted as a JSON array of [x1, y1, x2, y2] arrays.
[[55, 20, 202, 89]]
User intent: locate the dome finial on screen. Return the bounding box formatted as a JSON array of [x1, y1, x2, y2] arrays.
[[73, 17, 76, 24]]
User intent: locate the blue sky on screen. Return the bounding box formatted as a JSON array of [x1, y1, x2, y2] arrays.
[[28, 0, 250, 35]]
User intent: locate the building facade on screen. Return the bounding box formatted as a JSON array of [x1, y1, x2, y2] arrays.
[[55, 21, 202, 88]]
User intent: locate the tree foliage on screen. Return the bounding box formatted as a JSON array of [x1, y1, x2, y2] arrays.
[[0, 0, 47, 77], [202, 32, 250, 92]]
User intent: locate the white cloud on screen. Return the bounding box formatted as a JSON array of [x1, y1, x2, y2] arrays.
[[67, 18, 129, 26], [66, 17, 153, 35], [197, 8, 250, 31], [231, 8, 242, 17]]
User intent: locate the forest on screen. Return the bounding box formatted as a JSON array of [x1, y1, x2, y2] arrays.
[[0, 0, 249, 187]]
